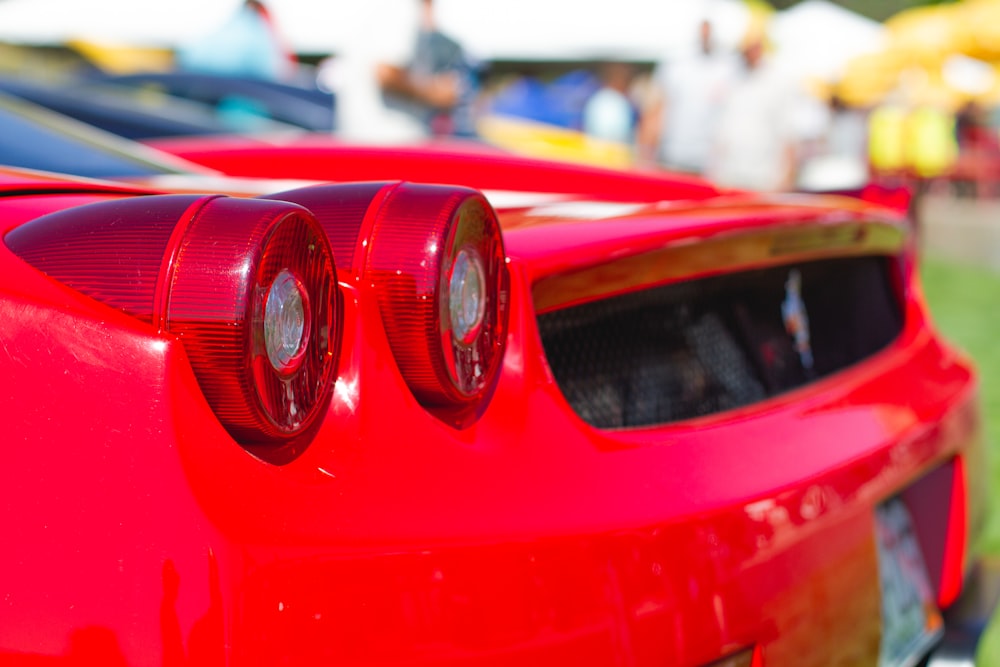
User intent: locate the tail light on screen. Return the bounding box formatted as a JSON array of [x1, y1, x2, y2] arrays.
[[267, 182, 510, 427], [5, 194, 340, 461]]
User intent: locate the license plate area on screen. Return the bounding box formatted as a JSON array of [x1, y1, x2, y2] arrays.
[[876, 498, 944, 667]]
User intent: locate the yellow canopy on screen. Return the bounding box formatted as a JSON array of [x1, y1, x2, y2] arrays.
[[884, 4, 972, 66], [838, 0, 1000, 109]]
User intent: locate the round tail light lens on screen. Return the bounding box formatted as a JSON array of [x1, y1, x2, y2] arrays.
[[265, 181, 510, 427], [264, 269, 311, 374], [449, 247, 487, 346], [5, 194, 341, 461], [367, 183, 510, 426]]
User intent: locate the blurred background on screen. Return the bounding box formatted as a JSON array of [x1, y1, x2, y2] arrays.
[[2, 0, 1000, 655], [4, 0, 1000, 197]]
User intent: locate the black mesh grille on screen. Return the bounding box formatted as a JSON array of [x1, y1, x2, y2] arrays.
[[537, 256, 903, 429]]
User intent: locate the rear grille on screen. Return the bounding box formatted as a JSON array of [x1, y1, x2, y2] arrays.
[[537, 256, 903, 429]]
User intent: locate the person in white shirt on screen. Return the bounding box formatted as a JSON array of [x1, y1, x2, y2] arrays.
[[641, 19, 740, 173], [707, 34, 806, 192]]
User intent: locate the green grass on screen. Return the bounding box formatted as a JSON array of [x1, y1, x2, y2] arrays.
[[921, 257, 1000, 554], [919, 257, 1000, 666]]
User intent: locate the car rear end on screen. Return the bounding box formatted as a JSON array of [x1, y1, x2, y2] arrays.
[[0, 170, 992, 666], [497, 192, 990, 666]]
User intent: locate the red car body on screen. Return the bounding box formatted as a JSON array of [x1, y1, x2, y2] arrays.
[[0, 140, 994, 667]]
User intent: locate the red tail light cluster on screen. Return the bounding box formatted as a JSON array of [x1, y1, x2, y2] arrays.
[[5, 194, 340, 461], [268, 182, 510, 427], [7, 182, 507, 450]]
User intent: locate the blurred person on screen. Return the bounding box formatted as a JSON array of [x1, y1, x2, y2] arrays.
[[953, 100, 1000, 197], [409, 0, 480, 137], [582, 62, 638, 146], [175, 0, 293, 82], [796, 90, 870, 193], [639, 18, 739, 173], [954, 100, 996, 153], [330, 0, 466, 143], [707, 32, 808, 192]]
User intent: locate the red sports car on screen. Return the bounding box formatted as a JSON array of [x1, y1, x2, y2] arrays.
[[0, 117, 995, 666]]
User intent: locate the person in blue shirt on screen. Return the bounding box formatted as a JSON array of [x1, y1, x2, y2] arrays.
[[176, 0, 292, 82], [582, 62, 638, 146]]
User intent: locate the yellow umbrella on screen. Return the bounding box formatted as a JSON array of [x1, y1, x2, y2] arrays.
[[838, 49, 910, 107], [884, 4, 973, 67], [960, 0, 1000, 61], [838, 0, 1000, 109]]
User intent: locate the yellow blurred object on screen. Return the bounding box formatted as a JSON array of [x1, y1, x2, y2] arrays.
[[67, 39, 174, 74], [884, 4, 971, 67], [907, 105, 958, 177], [881, 0, 1000, 76], [743, 0, 775, 23], [741, 0, 775, 50], [955, 0, 1000, 62], [838, 0, 1000, 110], [839, 50, 909, 107], [869, 103, 908, 173], [868, 98, 958, 179], [477, 115, 634, 169]]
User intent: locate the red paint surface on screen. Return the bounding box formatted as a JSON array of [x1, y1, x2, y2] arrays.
[[0, 166, 984, 666], [146, 137, 720, 203]]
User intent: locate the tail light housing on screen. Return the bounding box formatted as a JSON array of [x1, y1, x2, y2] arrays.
[[5, 194, 341, 462], [268, 182, 510, 427]]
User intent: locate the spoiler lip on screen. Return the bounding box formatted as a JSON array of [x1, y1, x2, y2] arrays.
[[497, 198, 908, 314]]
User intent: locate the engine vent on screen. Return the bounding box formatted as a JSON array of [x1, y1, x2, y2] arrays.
[[537, 256, 903, 429]]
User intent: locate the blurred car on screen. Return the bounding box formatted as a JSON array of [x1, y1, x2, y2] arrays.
[[0, 92, 211, 178], [0, 75, 304, 140], [88, 71, 336, 133], [0, 93, 996, 667]]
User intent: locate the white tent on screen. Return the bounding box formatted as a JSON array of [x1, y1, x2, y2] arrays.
[[0, 0, 895, 88], [768, 0, 887, 80], [0, 0, 241, 48], [0, 0, 754, 61], [432, 0, 754, 62]]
